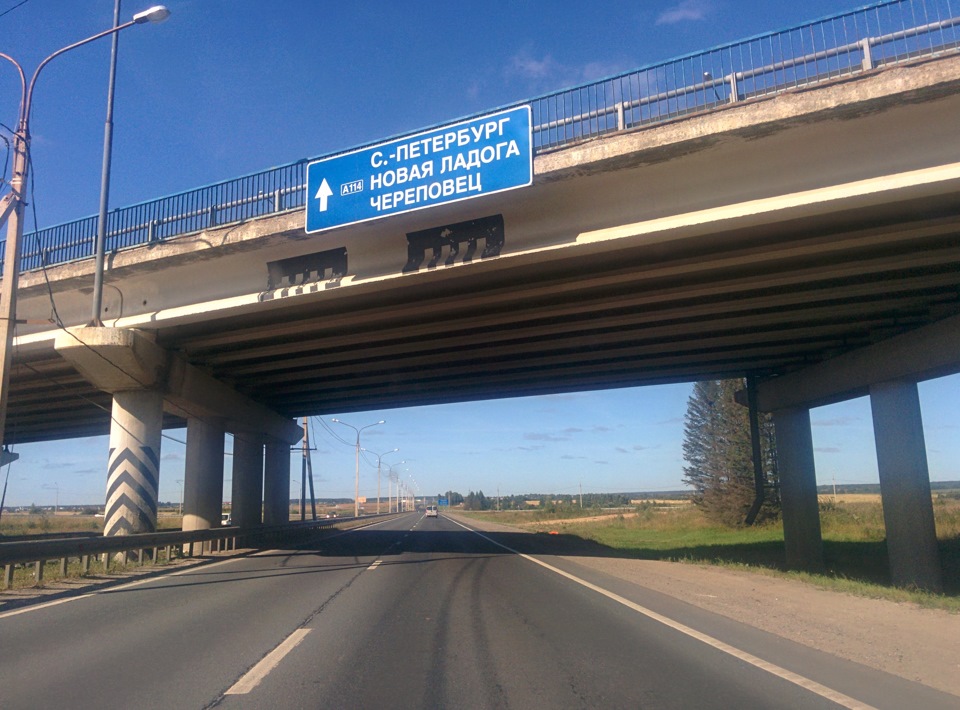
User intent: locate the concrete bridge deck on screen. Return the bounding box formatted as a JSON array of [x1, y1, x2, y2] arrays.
[[8, 51, 960, 444]]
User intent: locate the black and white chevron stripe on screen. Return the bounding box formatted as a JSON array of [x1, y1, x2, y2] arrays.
[[104, 446, 160, 536]]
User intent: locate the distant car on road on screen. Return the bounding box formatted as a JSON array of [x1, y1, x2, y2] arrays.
[[426, 505, 438, 518]]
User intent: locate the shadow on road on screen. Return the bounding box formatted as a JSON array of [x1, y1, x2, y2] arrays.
[[3, 519, 956, 611]]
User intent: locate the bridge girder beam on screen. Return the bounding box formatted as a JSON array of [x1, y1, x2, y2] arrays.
[[54, 327, 301, 445]]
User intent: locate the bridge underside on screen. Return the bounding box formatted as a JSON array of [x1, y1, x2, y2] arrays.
[[9, 190, 960, 442]]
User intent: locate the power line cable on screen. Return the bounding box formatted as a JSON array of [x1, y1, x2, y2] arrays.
[[0, 0, 30, 21]]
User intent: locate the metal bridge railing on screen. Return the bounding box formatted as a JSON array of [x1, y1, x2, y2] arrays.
[[4, 0, 958, 275]]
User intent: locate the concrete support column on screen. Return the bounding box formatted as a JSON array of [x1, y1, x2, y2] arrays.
[[231, 433, 264, 528], [105, 389, 163, 536], [182, 417, 225, 531], [263, 438, 290, 525], [870, 380, 943, 592], [773, 407, 824, 571]]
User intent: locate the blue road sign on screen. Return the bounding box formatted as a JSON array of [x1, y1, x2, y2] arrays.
[[438, 498, 449, 507], [305, 106, 532, 233]]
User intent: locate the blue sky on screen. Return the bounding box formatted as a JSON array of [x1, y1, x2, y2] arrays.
[[1, 0, 957, 506]]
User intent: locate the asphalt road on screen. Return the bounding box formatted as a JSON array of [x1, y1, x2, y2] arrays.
[[0, 512, 955, 709]]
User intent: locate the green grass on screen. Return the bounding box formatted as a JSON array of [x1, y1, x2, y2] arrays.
[[463, 499, 960, 612]]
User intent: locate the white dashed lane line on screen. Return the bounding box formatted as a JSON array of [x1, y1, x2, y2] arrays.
[[224, 629, 312, 695]]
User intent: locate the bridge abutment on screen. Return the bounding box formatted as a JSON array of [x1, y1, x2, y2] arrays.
[[772, 407, 824, 572], [870, 380, 943, 592]]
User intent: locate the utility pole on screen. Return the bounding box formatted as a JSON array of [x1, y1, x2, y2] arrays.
[[300, 422, 307, 521], [579, 482, 583, 509], [304, 417, 317, 520]]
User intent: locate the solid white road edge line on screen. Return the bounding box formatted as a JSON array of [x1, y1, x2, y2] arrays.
[[0, 556, 244, 621], [0, 516, 414, 620], [447, 516, 877, 710], [224, 628, 312, 695]]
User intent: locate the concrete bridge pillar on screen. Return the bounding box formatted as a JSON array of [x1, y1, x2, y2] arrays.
[[105, 389, 163, 536], [263, 438, 290, 525], [232, 433, 264, 528], [870, 380, 943, 592], [772, 407, 824, 571], [182, 417, 225, 532]]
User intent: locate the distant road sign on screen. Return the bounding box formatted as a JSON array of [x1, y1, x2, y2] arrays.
[[438, 497, 449, 507], [306, 106, 532, 233]]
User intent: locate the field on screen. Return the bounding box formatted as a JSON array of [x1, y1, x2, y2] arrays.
[[0, 511, 184, 537], [462, 494, 960, 610]]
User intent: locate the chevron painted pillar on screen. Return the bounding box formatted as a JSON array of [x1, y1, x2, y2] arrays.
[[182, 417, 225, 532], [105, 389, 164, 536], [263, 438, 290, 525], [232, 433, 264, 528]]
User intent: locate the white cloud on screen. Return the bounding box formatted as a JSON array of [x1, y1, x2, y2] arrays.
[[524, 432, 569, 442], [656, 0, 712, 25], [508, 51, 559, 80]]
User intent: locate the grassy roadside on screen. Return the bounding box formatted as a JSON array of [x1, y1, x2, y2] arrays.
[[458, 498, 960, 612]]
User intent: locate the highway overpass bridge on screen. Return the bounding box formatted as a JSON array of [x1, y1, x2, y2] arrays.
[[2, 1, 958, 590]]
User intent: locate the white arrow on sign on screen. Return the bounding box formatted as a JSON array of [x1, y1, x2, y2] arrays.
[[315, 178, 333, 212]]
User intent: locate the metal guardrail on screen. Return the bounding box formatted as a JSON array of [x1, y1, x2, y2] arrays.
[[3, 0, 959, 275], [0, 513, 396, 589]]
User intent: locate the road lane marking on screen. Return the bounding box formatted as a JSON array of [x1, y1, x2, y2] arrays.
[[224, 628, 311, 695], [0, 516, 413, 621], [0, 556, 251, 620], [367, 560, 382, 570], [448, 516, 878, 710], [0, 593, 96, 620]]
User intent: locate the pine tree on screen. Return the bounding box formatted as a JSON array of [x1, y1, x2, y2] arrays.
[[682, 379, 722, 507], [683, 378, 780, 526]]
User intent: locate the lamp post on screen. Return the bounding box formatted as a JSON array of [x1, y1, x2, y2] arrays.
[[408, 475, 419, 511], [0, 4, 171, 451], [386, 462, 404, 513], [331, 418, 384, 517], [363, 448, 398, 514], [91, 2, 171, 325]]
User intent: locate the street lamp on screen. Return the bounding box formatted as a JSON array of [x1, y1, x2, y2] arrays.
[[0, 4, 171, 451], [363, 448, 398, 514], [386, 462, 405, 513], [332, 418, 384, 517], [91, 1, 171, 326], [408, 474, 419, 511]]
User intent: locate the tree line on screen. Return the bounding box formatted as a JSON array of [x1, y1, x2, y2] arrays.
[[437, 490, 634, 511]]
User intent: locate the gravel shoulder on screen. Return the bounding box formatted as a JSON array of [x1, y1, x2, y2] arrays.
[[453, 512, 960, 698]]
